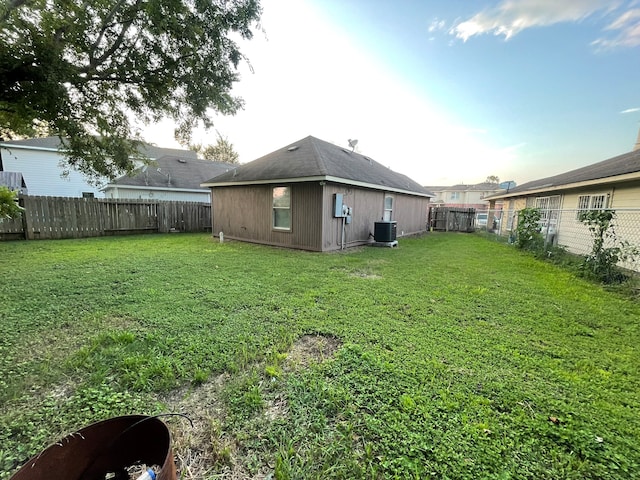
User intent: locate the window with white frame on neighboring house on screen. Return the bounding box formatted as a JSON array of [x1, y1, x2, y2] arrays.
[[383, 194, 394, 221], [450, 191, 460, 200], [576, 193, 608, 219], [535, 195, 561, 228], [272, 186, 291, 230]]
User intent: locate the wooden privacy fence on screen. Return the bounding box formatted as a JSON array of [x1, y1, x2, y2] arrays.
[[0, 196, 211, 240], [428, 207, 476, 232]]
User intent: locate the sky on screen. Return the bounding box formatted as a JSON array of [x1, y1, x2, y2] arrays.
[[143, 0, 640, 187]]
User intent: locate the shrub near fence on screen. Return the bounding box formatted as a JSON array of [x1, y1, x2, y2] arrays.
[[0, 196, 212, 240], [489, 208, 640, 273]]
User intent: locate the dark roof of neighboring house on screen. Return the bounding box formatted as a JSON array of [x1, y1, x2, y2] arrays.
[[203, 136, 431, 197], [108, 156, 236, 190], [425, 182, 504, 192], [0, 136, 197, 160], [486, 149, 640, 199], [0, 137, 63, 149]]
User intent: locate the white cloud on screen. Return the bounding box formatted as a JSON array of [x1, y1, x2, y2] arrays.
[[620, 107, 640, 113], [428, 19, 446, 33], [592, 8, 640, 48], [450, 0, 622, 42]]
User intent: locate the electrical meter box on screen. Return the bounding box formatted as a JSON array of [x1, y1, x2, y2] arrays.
[[333, 193, 344, 217]]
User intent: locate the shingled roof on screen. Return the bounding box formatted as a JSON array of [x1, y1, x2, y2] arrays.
[[0, 136, 197, 160], [109, 156, 235, 190], [202, 136, 431, 197], [486, 149, 640, 200], [425, 182, 504, 192]]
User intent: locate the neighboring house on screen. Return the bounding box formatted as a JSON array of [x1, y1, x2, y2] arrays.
[[484, 144, 640, 266], [0, 136, 197, 198], [426, 182, 505, 211], [202, 136, 432, 252], [0, 172, 28, 194], [103, 156, 235, 203]]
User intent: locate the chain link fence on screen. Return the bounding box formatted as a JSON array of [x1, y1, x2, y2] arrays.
[[484, 208, 640, 273]]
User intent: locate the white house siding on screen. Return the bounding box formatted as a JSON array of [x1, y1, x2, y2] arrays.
[[103, 186, 210, 203], [609, 183, 640, 270], [554, 187, 640, 257], [555, 191, 603, 256], [441, 190, 487, 204], [611, 182, 640, 208], [510, 185, 640, 272], [1, 146, 105, 197], [433, 187, 502, 207]]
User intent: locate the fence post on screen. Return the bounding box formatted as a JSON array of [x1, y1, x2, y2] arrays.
[[20, 195, 34, 240]]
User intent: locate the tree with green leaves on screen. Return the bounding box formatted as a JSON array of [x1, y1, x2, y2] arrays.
[[515, 207, 543, 252], [0, 0, 261, 182], [578, 209, 639, 283], [485, 175, 500, 184], [0, 186, 23, 219], [191, 132, 240, 164]]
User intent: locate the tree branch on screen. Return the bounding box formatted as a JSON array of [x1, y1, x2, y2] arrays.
[[88, 0, 141, 68], [91, 17, 136, 68], [88, 0, 128, 56]]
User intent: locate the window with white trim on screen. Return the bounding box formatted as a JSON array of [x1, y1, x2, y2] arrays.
[[272, 186, 291, 230], [450, 191, 460, 200], [383, 194, 394, 221], [576, 194, 607, 219], [535, 195, 560, 227]]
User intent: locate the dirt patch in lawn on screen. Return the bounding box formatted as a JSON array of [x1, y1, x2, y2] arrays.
[[349, 270, 382, 279], [284, 334, 342, 370], [160, 334, 342, 479], [160, 373, 238, 479]]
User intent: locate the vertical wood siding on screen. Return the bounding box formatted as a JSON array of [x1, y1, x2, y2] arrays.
[[212, 182, 323, 250], [393, 195, 430, 236], [322, 184, 429, 251], [323, 186, 382, 250], [212, 182, 429, 251]]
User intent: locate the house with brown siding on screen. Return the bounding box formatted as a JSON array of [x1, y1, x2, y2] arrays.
[[202, 136, 432, 251]]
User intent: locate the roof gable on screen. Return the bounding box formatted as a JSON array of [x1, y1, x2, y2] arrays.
[[203, 136, 430, 196]]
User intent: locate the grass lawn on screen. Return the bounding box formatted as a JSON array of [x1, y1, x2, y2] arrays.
[[1, 233, 639, 479]]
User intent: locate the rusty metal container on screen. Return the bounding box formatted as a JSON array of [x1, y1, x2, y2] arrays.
[[10, 415, 176, 480]]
